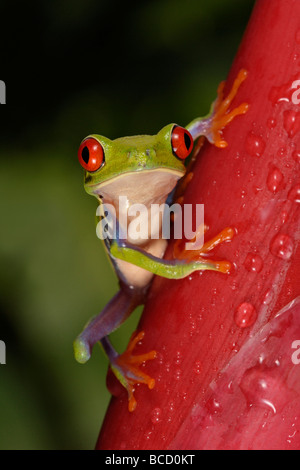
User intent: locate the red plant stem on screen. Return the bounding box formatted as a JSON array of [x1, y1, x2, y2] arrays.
[[97, 0, 300, 450]]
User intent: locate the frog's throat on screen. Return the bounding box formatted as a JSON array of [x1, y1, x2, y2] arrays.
[[84, 167, 184, 196]]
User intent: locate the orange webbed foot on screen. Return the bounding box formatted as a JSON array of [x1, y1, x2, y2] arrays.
[[111, 331, 156, 412], [173, 226, 234, 274], [209, 68, 249, 148]]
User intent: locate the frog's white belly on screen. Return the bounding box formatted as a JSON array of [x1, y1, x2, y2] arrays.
[[115, 238, 168, 288], [96, 169, 183, 289]]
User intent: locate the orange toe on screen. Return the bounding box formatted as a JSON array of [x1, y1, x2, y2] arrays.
[[112, 330, 157, 412], [173, 226, 234, 274], [209, 69, 249, 148]]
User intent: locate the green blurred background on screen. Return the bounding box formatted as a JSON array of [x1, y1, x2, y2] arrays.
[[0, 0, 254, 449]]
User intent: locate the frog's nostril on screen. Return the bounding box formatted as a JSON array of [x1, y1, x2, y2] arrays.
[[145, 148, 156, 158]]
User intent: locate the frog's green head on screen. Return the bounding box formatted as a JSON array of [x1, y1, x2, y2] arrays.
[[78, 123, 193, 204]]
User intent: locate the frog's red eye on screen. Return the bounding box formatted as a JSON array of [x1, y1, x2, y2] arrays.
[[171, 125, 193, 160], [78, 137, 105, 172]]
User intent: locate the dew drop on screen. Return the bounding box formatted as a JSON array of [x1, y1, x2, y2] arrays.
[[288, 184, 300, 203], [234, 302, 257, 328], [266, 166, 284, 193], [168, 400, 175, 413], [262, 288, 273, 305], [277, 146, 286, 158], [292, 149, 300, 164], [283, 109, 300, 138], [181, 391, 188, 401], [240, 364, 288, 414], [253, 185, 263, 194], [230, 280, 239, 291], [174, 350, 182, 366], [244, 252, 263, 273], [144, 430, 153, 440], [205, 396, 222, 414], [245, 132, 266, 157], [267, 117, 277, 129], [227, 380, 234, 394], [280, 209, 289, 224], [151, 407, 162, 424], [270, 233, 294, 260]]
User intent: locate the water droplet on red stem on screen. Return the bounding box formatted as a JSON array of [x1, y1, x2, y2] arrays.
[[288, 184, 300, 203], [234, 302, 257, 328], [244, 253, 264, 273], [292, 149, 300, 164], [270, 233, 294, 260], [267, 117, 277, 129], [240, 364, 289, 414], [266, 166, 284, 193], [245, 132, 266, 157], [283, 109, 300, 138]]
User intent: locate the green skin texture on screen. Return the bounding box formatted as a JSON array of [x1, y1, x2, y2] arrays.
[[83, 124, 186, 191], [110, 242, 218, 279], [81, 122, 215, 280], [73, 118, 221, 396]]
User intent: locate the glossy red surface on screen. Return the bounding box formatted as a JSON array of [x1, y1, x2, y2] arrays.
[[97, 0, 300, 449]]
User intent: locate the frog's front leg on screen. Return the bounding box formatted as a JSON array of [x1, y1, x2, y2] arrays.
[[173, 69, 249, 206], [187, 68, 249, 147], [110, 226, 233, 280], [87, 226, 233, 412]]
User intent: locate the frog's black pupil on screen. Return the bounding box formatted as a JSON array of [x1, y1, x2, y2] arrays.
[[184, 132, 191, 150], [82, 146, 89, 164]]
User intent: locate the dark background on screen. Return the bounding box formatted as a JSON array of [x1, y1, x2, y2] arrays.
[[0, 0, 254, 449]]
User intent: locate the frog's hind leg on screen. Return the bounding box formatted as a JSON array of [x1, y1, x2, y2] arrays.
[[73, 283, 145, 364], [73, 284, 156, 411]]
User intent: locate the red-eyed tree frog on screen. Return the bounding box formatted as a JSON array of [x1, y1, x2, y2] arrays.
[[74, 69, 248, 411]]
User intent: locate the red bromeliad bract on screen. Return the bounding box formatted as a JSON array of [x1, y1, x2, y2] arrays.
[[97, 0, 300, 450]]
